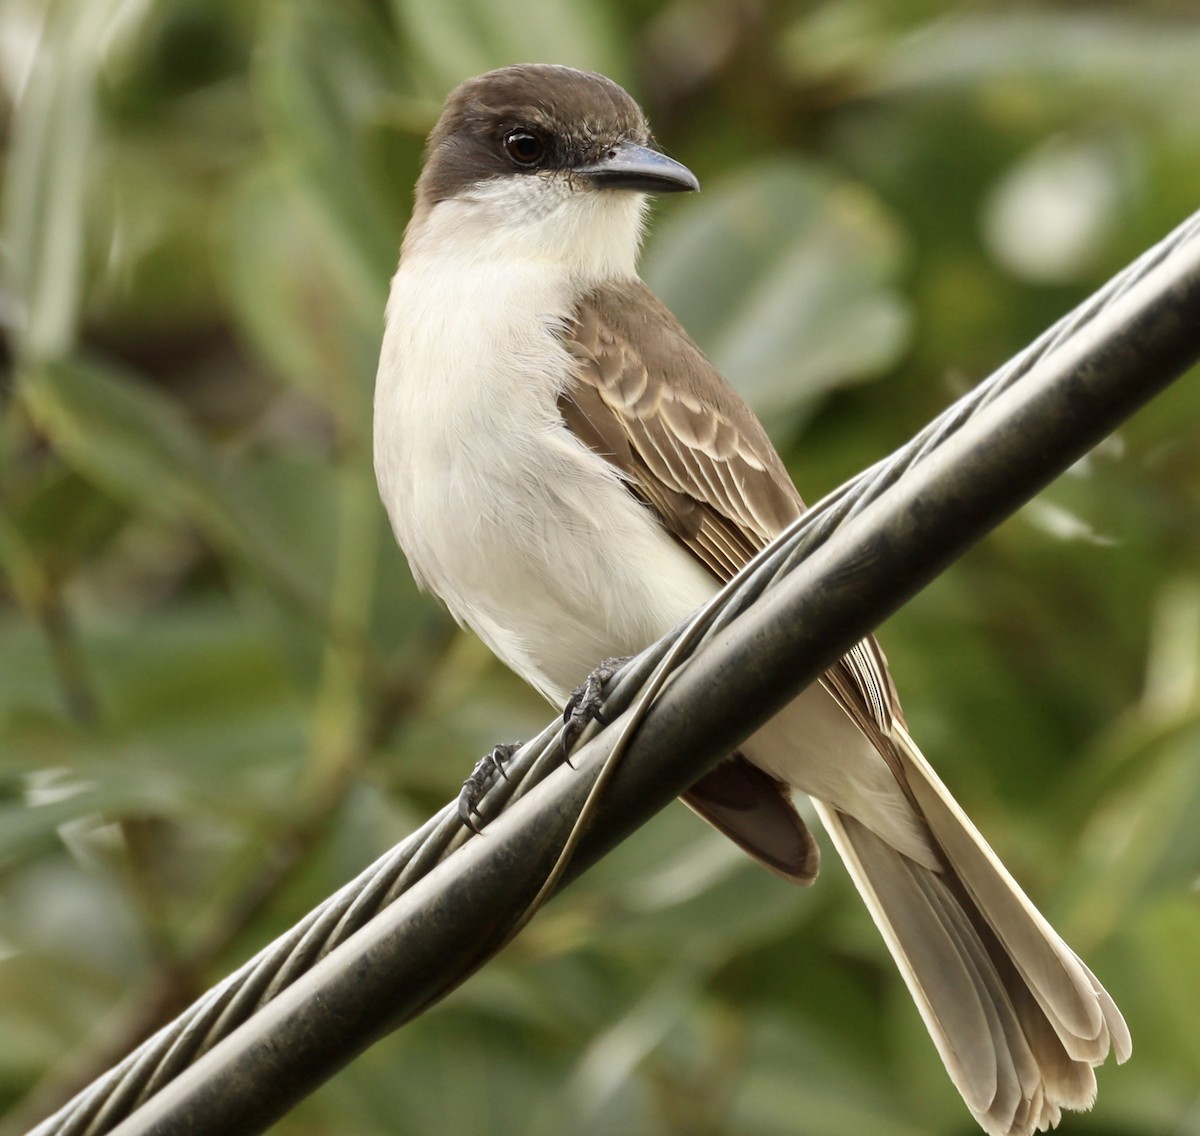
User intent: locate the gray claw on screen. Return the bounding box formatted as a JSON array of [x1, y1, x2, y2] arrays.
[[456, 743, 519, 832], [562, 657, 629, 760]]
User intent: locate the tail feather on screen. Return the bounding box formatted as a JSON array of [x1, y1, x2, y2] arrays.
[[890, 725, 1130, 1066], [905, 852, 1045, 1124], [811, 728, 1129, 1136]]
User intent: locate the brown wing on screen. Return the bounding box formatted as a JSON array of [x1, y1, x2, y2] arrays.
[[560, 279, 907, 882], [562, 280, 803, 574]]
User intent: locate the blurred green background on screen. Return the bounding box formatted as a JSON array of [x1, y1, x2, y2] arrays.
[[2, 0, 1199, 1133]]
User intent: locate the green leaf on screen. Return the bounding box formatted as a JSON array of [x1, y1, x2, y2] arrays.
[[388, 0, 623, 93], [19, 357, 331, 627], [22, 358, 228, 527], [0, 782, 170, 868], [220, 162, 383, 408], [729, 1015, 928, 1136], [3, 0, 137, 361], [254, 0, 413, 287], [868, 9, 1200, 118]]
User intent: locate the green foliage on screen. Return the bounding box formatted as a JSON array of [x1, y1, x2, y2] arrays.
[[1, 0, 1198, 1133]]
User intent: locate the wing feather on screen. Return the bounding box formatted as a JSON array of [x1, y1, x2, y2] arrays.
[[561, 278, 898, 739], [559, 280, 827, 881]]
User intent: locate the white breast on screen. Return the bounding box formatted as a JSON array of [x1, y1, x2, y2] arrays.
[[372, 187, 927, 861], [373, 198, 716, 704]]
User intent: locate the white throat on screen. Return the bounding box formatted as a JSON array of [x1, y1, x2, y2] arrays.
[[402, 174, 650, 284], [373, 175, 714, 701]]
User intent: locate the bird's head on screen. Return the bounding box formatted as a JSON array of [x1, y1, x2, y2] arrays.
[[407, 64, 698, 279]]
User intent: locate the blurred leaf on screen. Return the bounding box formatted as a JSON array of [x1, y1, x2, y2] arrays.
[[1128, 898, 1200, 1093], [221, 162, 382, 405], [0, 783, 167, 868], [1066, 716, 1200, 946], [255, 0, 411, 286], [0, 598, 305, 803], [729, 1015, 927, 1136], [643, 160, 911, 424], [295, 1009, 575, 1136], [562, 963, 710, 1131], [22, 358, 231, 527], [3, 0, 132, 361], [19, 357, 338, 632], [388, 0, 623, 93], [869, 9, 1200, 118]]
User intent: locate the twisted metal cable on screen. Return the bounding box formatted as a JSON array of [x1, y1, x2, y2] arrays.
[[28, 205, 1200, 1136]]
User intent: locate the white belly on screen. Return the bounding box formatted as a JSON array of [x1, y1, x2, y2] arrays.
[[374, 254, 717, 702], [373, 250, 929, 862]]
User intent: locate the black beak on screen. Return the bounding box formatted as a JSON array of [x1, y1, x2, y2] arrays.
[[576, 140, 699, 194]]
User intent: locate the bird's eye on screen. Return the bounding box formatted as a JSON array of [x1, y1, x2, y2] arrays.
[[503, 130, 545, 166]]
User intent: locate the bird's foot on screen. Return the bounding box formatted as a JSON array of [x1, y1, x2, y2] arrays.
[[457, 742, 519, 834], [562, 656, 630, 761]]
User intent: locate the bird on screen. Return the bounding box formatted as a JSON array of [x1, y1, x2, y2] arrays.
[[372, 63, 1130, 1136]]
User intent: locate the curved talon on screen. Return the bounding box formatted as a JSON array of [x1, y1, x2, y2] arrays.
[[456, 743, 519, 833], [459, 805, 483, 836], [562, 656, 630, 761]]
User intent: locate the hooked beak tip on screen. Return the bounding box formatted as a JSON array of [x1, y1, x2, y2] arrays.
[[577, 140, 699, 195]]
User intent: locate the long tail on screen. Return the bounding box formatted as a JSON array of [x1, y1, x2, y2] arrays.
[[813, 726, 1130, 1136]]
